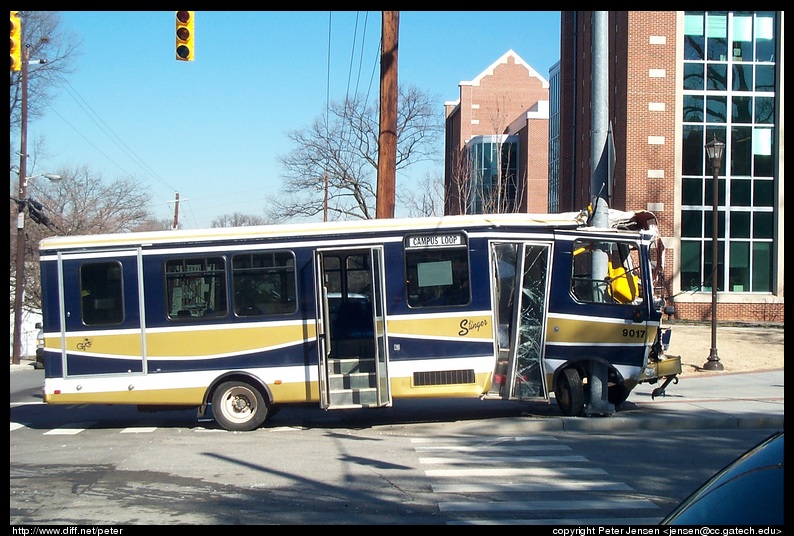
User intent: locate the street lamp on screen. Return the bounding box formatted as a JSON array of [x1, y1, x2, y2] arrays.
[[702, 135, 725, 372], [26, 172, 62, 184], [11, 169, 62, 366]]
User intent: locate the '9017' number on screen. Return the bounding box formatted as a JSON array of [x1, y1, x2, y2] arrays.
[[622, 328, 646, 338]]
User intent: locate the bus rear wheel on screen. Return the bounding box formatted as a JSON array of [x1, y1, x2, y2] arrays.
[[555, 368, 585, 416], [211, 381, 268, 431]]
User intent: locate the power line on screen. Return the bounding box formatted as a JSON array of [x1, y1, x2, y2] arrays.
[[52, 75, 179, 194]]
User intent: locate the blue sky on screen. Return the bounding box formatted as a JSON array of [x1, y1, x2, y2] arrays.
[[26, 11, 561, 229]]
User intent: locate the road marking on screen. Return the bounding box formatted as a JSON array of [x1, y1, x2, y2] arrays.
[[425, 466, 608, 477], [420, 455, 588, 464], [43, 423, 94, 435], [432, 481, 633, 493], [447, 516, 662, 525], [438, 498, 659, 512]]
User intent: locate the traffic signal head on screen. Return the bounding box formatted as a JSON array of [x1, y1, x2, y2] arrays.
[[27, 198, 50, 226], [175, 11, 194, 61], [10, 11, 21, 72]]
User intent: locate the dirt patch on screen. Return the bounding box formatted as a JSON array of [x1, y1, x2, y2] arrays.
[[662, 323, 784, 376]]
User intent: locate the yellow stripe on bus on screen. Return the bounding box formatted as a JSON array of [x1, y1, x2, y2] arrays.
[[57, 323, 314, 358], [546, 317, 659, 345], [387, 314, 492, 339]]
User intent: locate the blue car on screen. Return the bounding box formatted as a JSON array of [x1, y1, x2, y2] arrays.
[[660, 431, 784, 525]]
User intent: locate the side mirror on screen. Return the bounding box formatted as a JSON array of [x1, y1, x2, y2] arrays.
[[663, 305, 676, 317]]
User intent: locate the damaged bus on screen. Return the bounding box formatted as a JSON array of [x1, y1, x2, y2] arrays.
[[37, 209, 681, 431]]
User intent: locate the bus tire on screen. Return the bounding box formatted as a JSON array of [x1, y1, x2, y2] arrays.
[[211, 381, 268, 431], [555, 368, 585, 416], [608, 384, 631, 406]]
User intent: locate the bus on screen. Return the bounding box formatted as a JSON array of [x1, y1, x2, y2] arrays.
[[37, 209, 681, 431]]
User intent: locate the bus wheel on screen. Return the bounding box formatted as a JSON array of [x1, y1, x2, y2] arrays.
[[555, 368, 585, 416], [608, 384, 631, 406], [211, 381, 268, 431]]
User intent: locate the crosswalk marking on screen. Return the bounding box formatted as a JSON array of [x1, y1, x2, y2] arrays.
[[425, 466, 608, 477], [431, 481, 633, 493], [120, 426, 158, 433], [438, 498, 659, 512], [420, 455, 588, 464], [43, 422, 94, 435], [415, 434, 663, 525], [447, 517, 662, 525], [411, 436, 558, 444], [415, 444, 570, 452]]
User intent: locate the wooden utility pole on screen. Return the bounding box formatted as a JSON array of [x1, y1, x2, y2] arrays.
[[376, 11, 398, 219], [12, 44, 30, 365], [171, 192, 180, 229], [167, 192, 186, 229]]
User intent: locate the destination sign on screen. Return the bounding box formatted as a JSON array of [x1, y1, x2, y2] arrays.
[[406, 233, 464, 248]]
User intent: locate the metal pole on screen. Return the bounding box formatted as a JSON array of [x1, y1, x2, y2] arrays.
[[585, 11, 614, 415], [12, 45, 30, 366], [703, 144, 724, 371]]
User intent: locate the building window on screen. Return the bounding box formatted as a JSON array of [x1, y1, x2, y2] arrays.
[[466, 135, 519, 214], [680, 11, 776, 294]]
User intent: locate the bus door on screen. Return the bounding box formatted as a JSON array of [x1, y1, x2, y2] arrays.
[[314, 247, 390, 409], [491, 242, 552, 400], [56, 248, 145, 376]]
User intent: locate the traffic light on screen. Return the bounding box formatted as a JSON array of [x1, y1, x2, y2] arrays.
[[10, 11, 21, 72], [27, 198, 50, 226], [175, 11, 194, 61]]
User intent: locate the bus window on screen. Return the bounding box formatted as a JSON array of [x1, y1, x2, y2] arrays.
[[571, 239, 642, 305], [80, 261, 124, 326], [166, 257, 228, 320], [406, 247, 470, 307], [232, 251, 297, 316]]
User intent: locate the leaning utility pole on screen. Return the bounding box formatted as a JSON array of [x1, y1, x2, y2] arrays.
[[376, 11, 398, 219], [12, 43, 30, 366]]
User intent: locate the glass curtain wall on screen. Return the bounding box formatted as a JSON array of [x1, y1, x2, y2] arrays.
[[680, 11, 777, 293], [468, 135, 519, 214]]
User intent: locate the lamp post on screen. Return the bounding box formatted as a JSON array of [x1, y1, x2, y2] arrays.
[[703, 135, 725, 371]]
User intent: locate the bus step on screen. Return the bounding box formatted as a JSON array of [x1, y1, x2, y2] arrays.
[[328, 357, 376, 375], [329, 387, 378, 406], [328, 372, 376, 391]]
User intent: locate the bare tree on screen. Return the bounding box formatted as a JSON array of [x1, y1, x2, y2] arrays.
[[211, 212, 272, 228], [10, 164, 161, 315], [265, 84, 443, 222], [399, 168, 444, 218], [9, 11, 82, 132]]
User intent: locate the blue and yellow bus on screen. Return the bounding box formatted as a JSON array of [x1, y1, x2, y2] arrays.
[[38, 210, 680, 431]]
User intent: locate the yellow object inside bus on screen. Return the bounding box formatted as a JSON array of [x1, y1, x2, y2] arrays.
[[608, 261, 639, 304]]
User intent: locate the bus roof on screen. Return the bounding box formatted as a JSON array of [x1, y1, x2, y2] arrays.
[[38, 212, 593, 252]]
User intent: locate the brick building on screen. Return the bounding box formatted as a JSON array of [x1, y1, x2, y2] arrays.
[[444, 50, 550, 216], [444, 12, 784, 323], [557, 11, 783, 323]]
